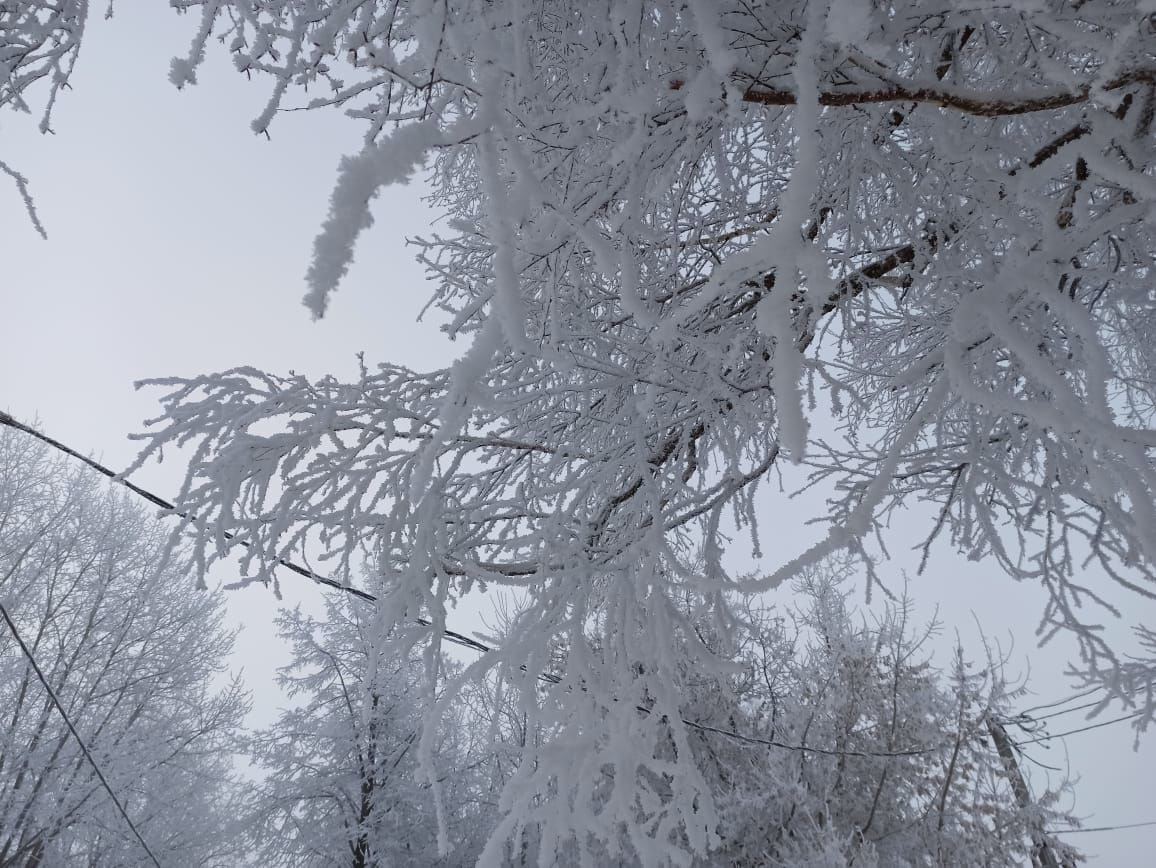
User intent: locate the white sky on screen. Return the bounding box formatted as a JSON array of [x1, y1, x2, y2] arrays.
[[0, 4, 1152, 864]]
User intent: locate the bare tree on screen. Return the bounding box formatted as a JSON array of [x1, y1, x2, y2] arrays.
[[462, 568, 1082, 866], [682, 569, 1080, 867], [246, 594, 494, 867], [0, 429, 250, 867]]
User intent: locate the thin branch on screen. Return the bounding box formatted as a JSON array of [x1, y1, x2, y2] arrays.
[[0, 601, 162, 868]]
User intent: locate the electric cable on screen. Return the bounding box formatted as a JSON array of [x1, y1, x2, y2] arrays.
[[0, 600, 163, 868], [1010, 710, 1146, 746], [1051, 820, 1156, 835], [0, 412, 1143, 765]]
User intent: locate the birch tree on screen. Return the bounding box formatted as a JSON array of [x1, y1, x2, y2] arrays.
[[0, 429, 250, 867]]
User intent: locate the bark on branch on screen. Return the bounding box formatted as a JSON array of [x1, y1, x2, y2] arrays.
[[670, 68, 1156, 118]]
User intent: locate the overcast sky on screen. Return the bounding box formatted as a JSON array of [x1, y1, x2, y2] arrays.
[[1, 4, 1152, 864]]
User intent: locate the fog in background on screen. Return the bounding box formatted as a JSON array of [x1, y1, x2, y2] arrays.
[[0, 5, 1150, 864]]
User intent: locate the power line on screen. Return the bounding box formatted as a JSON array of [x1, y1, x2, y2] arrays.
[[1051, 820, 1156, 835], [0, 411, 493, 653], [0, 600, 163, 868], [1018, 685, 1104, 717], [0, 412, 1140, 763], [1019, 683, 1150, 724], [1017, 686, 1148, 728], [1012, 710, 1146, 746], [678, 716, 942, 757], [0, 414, 956, 758], [1025, 697, 1110, 724]]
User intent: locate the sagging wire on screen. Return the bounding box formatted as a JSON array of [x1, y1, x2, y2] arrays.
[[0, 600, 162, 868], [0, 411, 1145, 765]]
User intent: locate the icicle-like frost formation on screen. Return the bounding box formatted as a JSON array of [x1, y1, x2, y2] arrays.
[[305, 121, 446, 319], [132, 1, 1156, 863], [753, 0, 829, 462]]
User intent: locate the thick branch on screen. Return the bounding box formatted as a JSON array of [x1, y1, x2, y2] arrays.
[[670, 68, 1156, 118]]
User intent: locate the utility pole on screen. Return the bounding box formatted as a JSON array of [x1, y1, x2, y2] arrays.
[[986, 715, 1072, 868]]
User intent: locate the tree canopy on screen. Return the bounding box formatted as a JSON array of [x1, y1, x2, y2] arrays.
[[245, 596, 492, 867], [4, 1, 1155, 864], [0, 430, 249, 866]]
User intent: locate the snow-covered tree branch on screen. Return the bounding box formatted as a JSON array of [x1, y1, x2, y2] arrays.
[[0, 0, 97, 234], [5, 0, 1149, 862]]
